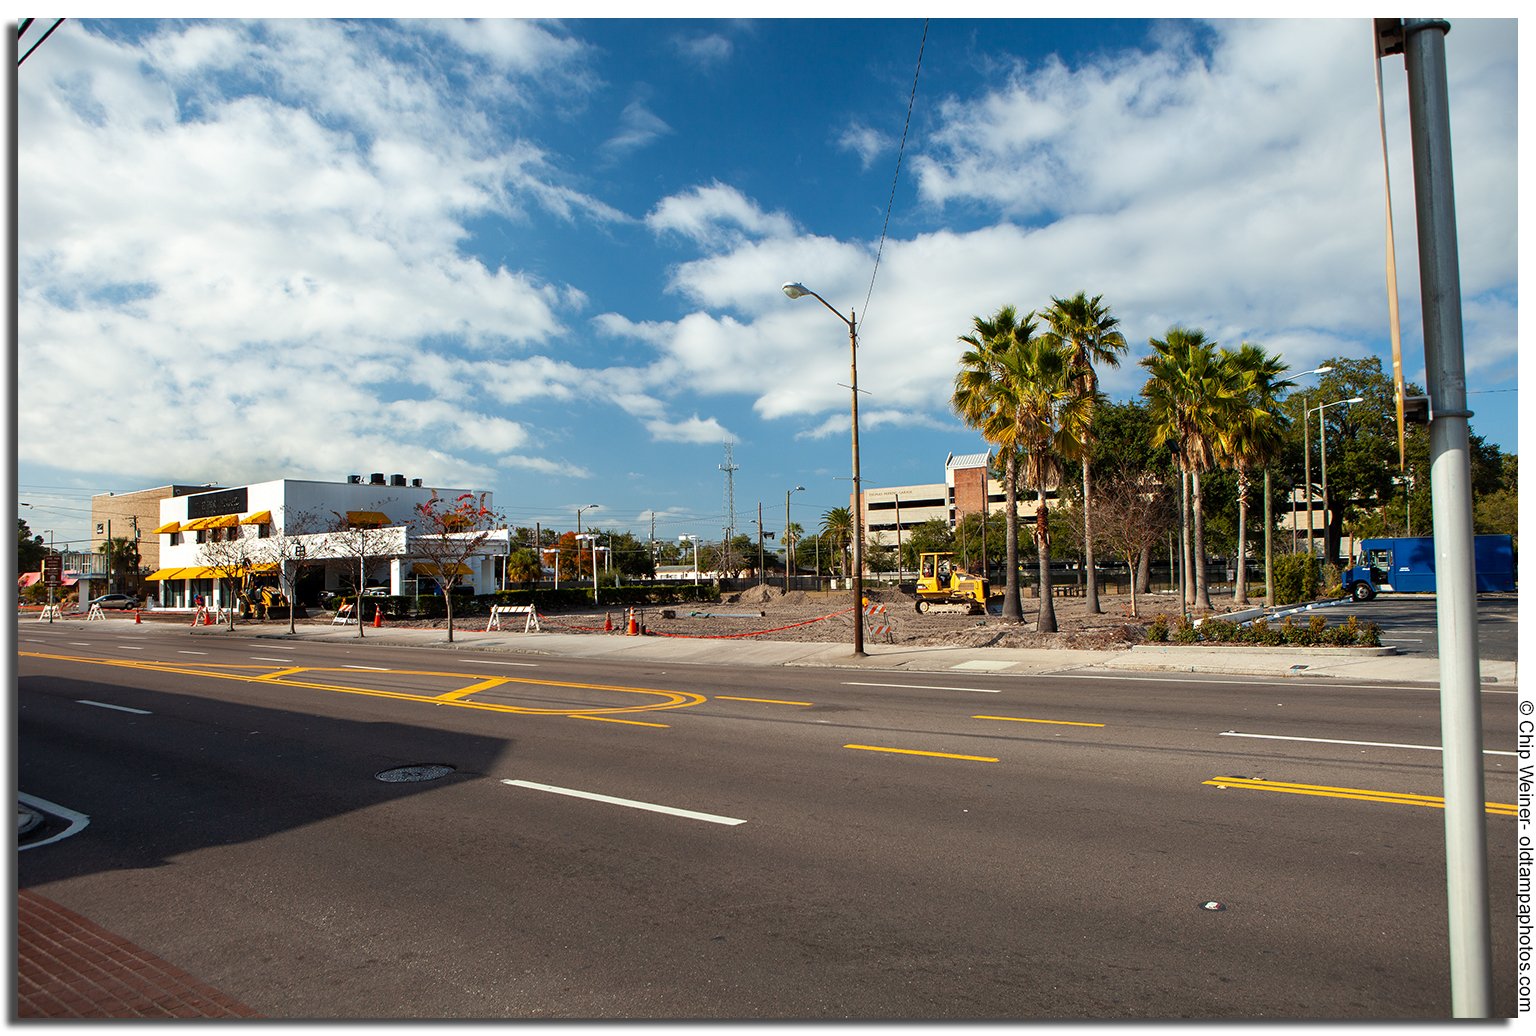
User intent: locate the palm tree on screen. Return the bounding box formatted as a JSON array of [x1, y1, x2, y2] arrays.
[[820, 507, 853, 578], [952, 305, 1038, 622], [996, 334, 1088, 633], [1043, 292, 1127, 615], [1141, 327, 1238, 613], [1216, 343, 1291, 606]]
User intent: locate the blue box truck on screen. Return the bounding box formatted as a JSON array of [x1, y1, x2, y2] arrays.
[[1342, 534, 1515, 601]]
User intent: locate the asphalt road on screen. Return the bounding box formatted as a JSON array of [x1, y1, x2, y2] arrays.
[[16, 622, 1521, 1019], [1325, 593, 1519, 661]]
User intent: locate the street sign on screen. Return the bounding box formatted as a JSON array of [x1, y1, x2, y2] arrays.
[[42, 556, 62, 587]]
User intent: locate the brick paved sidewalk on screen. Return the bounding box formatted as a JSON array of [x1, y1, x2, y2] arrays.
[[17, 889, 260, 1019]]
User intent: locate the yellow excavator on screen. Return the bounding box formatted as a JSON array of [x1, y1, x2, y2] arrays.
[[911, 552, 990, 614]]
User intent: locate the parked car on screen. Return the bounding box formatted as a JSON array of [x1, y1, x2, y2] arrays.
[[88, 593, 140, 610]]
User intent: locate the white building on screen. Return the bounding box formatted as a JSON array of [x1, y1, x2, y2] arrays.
[[144, 475, 504, 610]]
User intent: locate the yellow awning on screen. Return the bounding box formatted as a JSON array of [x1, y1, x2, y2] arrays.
[[180, 517, 208, 531], [347, 511, 390, 527], [145, 567, 188, 580], [241, 510, 272, 525], [152, 520, 181, 534], [250, 562, 279, 574], [414, 562, 473, 577], [204, 514, 238, 528]]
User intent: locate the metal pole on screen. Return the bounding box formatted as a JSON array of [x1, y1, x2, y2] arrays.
[[785, 491, 793, 593], [849, 312, 865, 656], [1404, 17, 1490, 1016], [894, 493, 903, 584], [1318, 404, 1329, 565], [1262, 470, 1273, 609], [1303, 403, 1315, 557]]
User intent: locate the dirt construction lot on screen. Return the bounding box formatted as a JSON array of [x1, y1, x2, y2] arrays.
[[531, 583, 1263, 651]]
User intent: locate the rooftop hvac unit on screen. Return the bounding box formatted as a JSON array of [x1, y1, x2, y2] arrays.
[[347, 474, 363, 484], [411, 478, 423, 487], [390, 474, 406, 486], [369, 473, 386, 485]]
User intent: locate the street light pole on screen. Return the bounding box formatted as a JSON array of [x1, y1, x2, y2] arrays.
[[575, 504, 600, 579], [1273, 365, 1332, 607], [577, 534, 599, 605], [679, 535, 699, 588], [785, 486, 804, 593], [783, 282, 865, 657], [1309, 396, 1364, 568]]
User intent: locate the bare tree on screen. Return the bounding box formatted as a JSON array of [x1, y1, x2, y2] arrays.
[[263, 507, 322, 634], [325, 507, 402, 638], [1092, 473, 1175, 618], [197, 526, 267, 629], [410, 493, 504, 643]]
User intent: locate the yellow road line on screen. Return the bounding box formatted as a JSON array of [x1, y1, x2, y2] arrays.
[[19, 651, 705, 719], [714, 695, 813, 707], [574, 715, 670, 728], [973, 714, 1105, 728], [435, 677, 510, 701], [256, 667, 310, 681], [1205, 776, 1516, 816], [844, 744, 998, 763]]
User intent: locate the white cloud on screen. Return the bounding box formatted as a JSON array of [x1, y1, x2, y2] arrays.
[[838, 124, 890, 170], [674, 33, 732, 68], [16, 19, 627, 488], [644, 415, 736, 445], [633, 18, 1516, 430], [645, 182, 797, 250], [602, 100, 673, 157]]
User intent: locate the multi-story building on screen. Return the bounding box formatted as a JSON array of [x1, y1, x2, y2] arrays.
[[91, 484, 218, 575], [859, 452, 1059, 552], [142, 473, 504, 610]]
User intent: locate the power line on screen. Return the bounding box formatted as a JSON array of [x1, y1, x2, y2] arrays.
[[18, 18, 65, 66], [859, 18, 929, 331]]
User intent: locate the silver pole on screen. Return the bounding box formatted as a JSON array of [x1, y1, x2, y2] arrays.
[[1404, 17, 1490, 1017]]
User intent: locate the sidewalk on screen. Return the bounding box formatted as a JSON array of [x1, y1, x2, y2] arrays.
[[198, 618, 1515, 686], [16, 889, 259, 1019]]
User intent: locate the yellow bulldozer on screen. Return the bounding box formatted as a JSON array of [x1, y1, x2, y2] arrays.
[[911, 552, 990, 614]]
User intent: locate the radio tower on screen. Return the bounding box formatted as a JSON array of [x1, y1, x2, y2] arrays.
[[719, 443, 738, 576]]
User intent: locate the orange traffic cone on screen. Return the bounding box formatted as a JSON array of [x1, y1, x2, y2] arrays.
[[626, 609, 638, 636], [203, 609, 213, 626], [373, 605, 383, 628], [604, 612, 613, 632], [134, 609, 142, 624]]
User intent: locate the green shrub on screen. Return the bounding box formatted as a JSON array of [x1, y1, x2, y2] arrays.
[[1270, 552, 1319, 605], [1145, 614, 1170, 642], [1171, 615, 1199, 644], [1247, 618, 1283, 646], [1328, 615, 1362, 646], [1200, 618, 1240, 643], [1319, 565, 1343, 599]]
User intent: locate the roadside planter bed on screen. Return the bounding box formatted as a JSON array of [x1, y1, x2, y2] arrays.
[[1143, 612, 1383, 648]]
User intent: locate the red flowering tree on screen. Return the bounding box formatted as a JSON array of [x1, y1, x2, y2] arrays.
[[411, 493, 504, 642]]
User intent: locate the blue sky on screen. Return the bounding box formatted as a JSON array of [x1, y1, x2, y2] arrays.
[[13, 14, 1520, 552]]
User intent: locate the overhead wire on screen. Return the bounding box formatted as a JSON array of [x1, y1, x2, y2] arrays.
[[858, 18, 929, 333], [18, 18, 65, 66]]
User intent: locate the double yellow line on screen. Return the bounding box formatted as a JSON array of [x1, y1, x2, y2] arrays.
[[1206, 776, 1516, 817]]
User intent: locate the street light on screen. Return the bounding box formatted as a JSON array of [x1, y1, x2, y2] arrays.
[[1308, 395, 1365, 565], [1270, 364, 1332, 607], [576, 504, 600, 579], [678, 535, 700, 588], [782, 281, 865, 657], [577, 533, 599, 605], [784, 486, 805, 592]]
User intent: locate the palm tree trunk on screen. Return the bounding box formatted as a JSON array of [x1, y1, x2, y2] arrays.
[[1035, 486, 1056, 633], [1234, 469, 1250, 606], [1082, 462, 1100, 614], [1000, 451, 1023, 621], [1193, 469, 1212, 611]]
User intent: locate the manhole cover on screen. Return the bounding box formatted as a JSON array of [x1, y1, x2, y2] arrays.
[[375, 764, 455, 783]]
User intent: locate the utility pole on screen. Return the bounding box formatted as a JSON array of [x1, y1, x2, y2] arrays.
[[720, 444, 738, 577], [1381, 16, 1490, 1017], [756, 502, 765, 586]]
